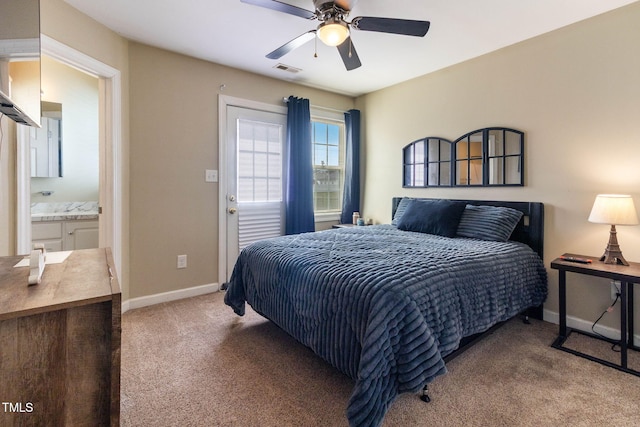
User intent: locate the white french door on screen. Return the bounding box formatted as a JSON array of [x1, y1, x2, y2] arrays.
[[222, 102, 287, 280]]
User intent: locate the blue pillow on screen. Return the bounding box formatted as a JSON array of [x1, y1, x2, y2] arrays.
[[456, 204, 523, 242], [391, 197, 413, 226], [397, 199, 466, 237]]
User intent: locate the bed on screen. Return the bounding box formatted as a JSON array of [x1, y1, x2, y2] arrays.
[[223, 197, 547, 427]]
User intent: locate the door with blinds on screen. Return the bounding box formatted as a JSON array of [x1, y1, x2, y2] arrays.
[[226, 105, 287, 276]]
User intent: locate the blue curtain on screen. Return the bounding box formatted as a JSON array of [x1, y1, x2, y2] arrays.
[[285, 96, 315, 235], [340, 109, 361, 224]]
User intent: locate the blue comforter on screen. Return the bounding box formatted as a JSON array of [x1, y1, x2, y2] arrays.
[[224, 225, 547, 427]]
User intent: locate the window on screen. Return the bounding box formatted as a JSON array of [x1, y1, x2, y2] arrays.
[[237, 119, 283, 203], [312, 118, 345, 214]]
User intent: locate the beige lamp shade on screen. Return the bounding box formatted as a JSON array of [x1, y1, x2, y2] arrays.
[[588, 194, 639, 225], [588, 194, 638, 265]]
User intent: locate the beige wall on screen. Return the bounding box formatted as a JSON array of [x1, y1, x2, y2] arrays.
[[40, 0, 128, 70], [0, 0, 39, 39], [128, 42, 354, 299], [358, 3, 640, 331]]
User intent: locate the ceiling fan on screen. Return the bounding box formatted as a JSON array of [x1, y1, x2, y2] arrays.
[[240, 0, 430, 71]]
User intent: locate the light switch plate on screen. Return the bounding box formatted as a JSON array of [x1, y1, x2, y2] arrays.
[[177, 254, 187, 269], [205, 169, 218, 183]]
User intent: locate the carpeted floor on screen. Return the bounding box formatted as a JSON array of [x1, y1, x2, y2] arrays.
[[120, 292, 640, 426]]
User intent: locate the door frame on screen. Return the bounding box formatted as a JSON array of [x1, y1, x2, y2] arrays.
[[16, 35, 123, 275], [217, 95, 286, 286]]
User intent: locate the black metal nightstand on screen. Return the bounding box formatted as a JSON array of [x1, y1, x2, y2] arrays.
[[550, 253, 640, 376]]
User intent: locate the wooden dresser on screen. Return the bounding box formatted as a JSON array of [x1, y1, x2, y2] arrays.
[[0, 248, 121, 426]]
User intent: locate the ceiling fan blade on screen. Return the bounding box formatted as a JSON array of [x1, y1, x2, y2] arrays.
[[240, 0, 316, 19], [336, 37, 361, 71], [351, 17, 430, 37], [266, 30, 317, 59]]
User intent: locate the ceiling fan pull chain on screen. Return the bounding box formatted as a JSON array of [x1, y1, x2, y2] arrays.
[[314, 34, 318, 58]]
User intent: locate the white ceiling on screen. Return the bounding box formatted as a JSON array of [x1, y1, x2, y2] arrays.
[[64, 0, 638, 97]]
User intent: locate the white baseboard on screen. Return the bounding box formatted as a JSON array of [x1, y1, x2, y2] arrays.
[[122, 283, 219, 313], [543, 308, 640, 343]]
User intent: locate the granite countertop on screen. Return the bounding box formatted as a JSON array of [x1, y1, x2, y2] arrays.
[[31, 201, 99, 222]]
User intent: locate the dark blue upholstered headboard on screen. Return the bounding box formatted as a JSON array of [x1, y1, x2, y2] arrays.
[[391, 197, 545, 260]]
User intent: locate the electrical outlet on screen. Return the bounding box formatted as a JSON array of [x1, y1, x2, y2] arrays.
[[177, 254, 187, 269], [611, 280, 621, 300]]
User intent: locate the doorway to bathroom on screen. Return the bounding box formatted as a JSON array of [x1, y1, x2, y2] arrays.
[[28, 55, 100, 252], [16, 36, 123, 275]]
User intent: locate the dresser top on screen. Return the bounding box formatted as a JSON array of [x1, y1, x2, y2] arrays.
[[0, 248, 120, 321]]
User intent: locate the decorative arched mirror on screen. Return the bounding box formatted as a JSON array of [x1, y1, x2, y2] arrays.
[[403, 127, 524, 188], [487, 127, 524, 186], [454, 130, 484, 186], [403, 137, 452, 187]]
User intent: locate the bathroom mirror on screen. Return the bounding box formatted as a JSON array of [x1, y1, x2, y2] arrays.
[[31, 101, 62, 177]]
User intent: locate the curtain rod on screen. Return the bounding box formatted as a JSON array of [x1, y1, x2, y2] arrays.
[[282, 97, 350, 115]]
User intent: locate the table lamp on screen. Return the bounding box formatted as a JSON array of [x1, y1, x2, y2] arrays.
[[588, 194, 638, 265]]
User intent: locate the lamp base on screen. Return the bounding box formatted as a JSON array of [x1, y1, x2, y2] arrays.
[[600, 224, 629, 266]]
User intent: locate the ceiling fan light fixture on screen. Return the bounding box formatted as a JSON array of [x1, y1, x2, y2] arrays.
[[317, 18, 349, 47]]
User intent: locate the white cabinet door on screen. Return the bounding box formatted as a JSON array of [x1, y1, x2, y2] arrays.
[[32, 222, 63, 252], [64, 221, 99, 250]]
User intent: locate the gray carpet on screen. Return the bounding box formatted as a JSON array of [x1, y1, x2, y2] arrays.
[[120, 292, 640, 426]]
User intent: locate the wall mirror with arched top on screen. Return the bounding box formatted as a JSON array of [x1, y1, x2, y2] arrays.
[[403, 127, 524, 188], [403, 137, 452, 187]]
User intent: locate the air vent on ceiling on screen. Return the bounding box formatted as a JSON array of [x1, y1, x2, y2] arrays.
[[274, 63, 301, 73]]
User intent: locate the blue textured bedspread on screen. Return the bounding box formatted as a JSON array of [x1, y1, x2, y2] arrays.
[[224, 225, 547, 427]]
